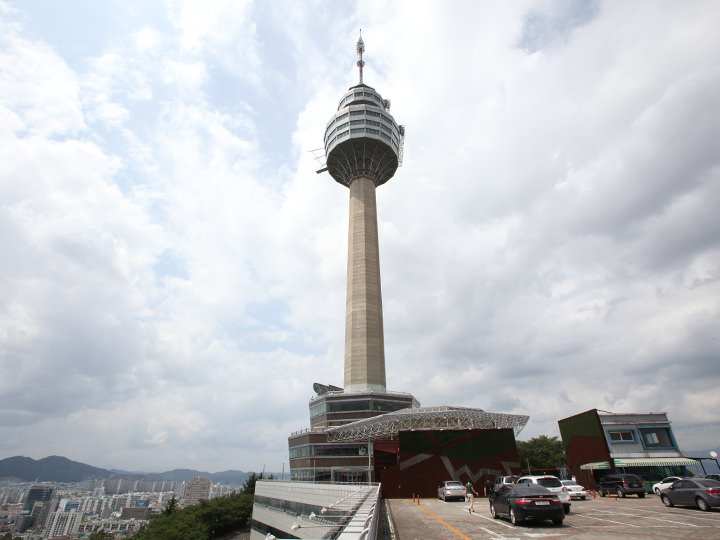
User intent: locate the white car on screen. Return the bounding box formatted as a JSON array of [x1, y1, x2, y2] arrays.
[[561, 480, 588, 500], [516, 475, 571, 513], [652, 476, 683, 495], [437, 480, 467, 501]]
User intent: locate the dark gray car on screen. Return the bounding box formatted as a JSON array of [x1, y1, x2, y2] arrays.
[[597, 474, 646, 498], [490, 484, 564, 526], [660, 478, 720, 511]]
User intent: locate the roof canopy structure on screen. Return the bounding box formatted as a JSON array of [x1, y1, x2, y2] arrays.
[[326, 406, 529, 442], [580, 457, 699, 470]]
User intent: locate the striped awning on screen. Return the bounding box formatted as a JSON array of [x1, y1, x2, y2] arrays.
[[613, 457, 699, 467], [580, 457, 699, 470], [580, 461, 611, 470]]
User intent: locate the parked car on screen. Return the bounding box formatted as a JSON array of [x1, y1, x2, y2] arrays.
[[597, 474, 646, 498], [516, 476, 571, 513], [703, 474, 720, 481], [659, 478, 720, 511], [437, 480, 466, 501], [495, 475, 520, 486], [490, 483, 564, 526], [652, 476, 683, 495], [561, 480, 588, 500]]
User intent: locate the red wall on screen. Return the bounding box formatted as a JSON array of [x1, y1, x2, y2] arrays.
[[378, 429, 520, 498]]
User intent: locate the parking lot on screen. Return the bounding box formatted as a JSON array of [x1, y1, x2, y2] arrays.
[[387, 495, 720, 540]]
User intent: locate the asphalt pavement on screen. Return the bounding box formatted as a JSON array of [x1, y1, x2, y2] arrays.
[[387, 494, 720, 540]]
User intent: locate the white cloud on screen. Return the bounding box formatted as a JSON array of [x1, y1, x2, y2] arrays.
[[0, 0, 719, 473]]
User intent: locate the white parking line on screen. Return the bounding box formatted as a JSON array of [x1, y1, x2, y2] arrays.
[[471, 511, 517, 529], [578, 514, 642, 527], [605, 505, 720, 524], [591, 508, 701, 527]]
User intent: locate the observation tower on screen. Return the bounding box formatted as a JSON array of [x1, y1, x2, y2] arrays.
[[324, 32, 405, 393], [285, 35, 527, 488]]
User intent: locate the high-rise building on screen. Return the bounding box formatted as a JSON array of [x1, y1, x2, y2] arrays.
[[183, 476, 211, 506]]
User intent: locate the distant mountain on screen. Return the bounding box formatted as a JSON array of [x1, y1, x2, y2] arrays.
[[140, 469, 256, 486], [0, 455, 112, 482], [0, 456, 268, 486]]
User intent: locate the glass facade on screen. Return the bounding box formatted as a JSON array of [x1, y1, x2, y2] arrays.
[[289, 443, 369, 459], [310, 397, 412, 418]]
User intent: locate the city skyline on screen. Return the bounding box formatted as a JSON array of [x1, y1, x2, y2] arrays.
[[1, 0, 719, 473]]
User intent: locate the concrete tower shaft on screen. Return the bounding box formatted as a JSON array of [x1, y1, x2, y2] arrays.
[[345, 175, 386, 392]]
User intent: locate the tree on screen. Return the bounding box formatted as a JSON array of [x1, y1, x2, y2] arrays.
[[241, 472, 274, 495], [163, 494, 178, 516], [130, 492, 253, 540], [89, 531, 113, 540], [517, 435, 567, 472]]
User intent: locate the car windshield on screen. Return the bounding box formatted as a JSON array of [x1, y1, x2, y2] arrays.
[[538, 478, 562, 487], [446, 482, 463, 487], [623, 475, 642, 482]]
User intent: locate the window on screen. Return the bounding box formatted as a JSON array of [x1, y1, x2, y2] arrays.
[[350, 119, 364, 126], [350, 110, 364, 116], [638, 427, 675, 448], [609, 430, 635, 442]]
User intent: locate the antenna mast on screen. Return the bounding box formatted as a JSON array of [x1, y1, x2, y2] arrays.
[[356, 31, 365, 85]]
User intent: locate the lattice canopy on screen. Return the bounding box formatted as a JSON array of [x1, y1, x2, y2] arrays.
[[326, 406, 529, 442]]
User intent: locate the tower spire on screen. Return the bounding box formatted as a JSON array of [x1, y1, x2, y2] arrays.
[[356, 30, 365, 85]]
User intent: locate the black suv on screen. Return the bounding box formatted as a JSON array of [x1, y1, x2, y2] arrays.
[[597, 474, 646, 498]]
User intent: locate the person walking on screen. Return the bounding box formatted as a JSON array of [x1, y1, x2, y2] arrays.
[[484, 478, 496, 501], [465, 480, 478, 513]]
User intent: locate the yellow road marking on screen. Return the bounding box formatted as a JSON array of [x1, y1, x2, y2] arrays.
[[414, 500, 473, 540]]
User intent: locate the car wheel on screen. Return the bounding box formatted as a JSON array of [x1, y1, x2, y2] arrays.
[[696, 497, 711, 512], [616, 487, 625, 498], [490, 503, 499, 519], [661, 494, 673, 507], [638, 493, 645, 498], [509, 507, 518, 525], [552, 518, 563, 526]]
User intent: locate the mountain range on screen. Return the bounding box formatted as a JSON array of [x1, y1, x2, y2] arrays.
[[0, 456, 263, 486]]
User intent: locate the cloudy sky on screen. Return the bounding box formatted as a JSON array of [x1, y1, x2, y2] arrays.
[[1, 0, 718, 474]]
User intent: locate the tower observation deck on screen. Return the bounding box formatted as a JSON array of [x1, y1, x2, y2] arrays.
[[324, 34, 405, 394]]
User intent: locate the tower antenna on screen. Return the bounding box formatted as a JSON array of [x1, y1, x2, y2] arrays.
[[356, 30, 365, 85]]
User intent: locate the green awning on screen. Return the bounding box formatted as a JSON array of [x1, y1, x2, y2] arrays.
[[613, 457, 699, 467], [580, 461, 611, 470]]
